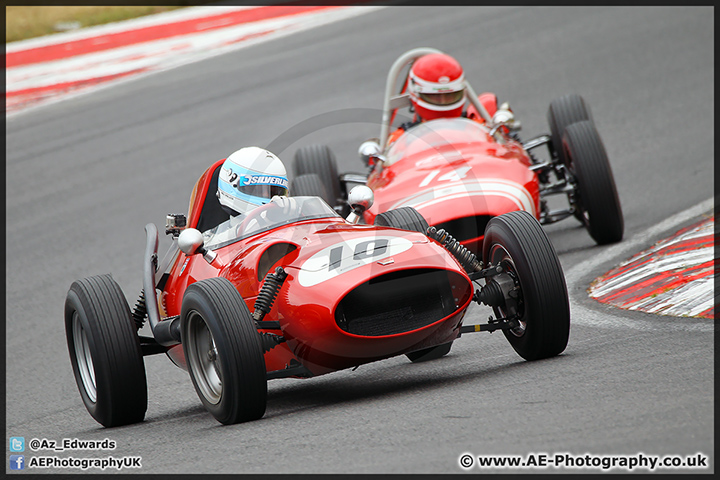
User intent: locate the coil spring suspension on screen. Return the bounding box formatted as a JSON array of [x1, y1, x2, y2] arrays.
[[426, 226, 483, 273], [511, 130, 543, 163], [131, 290, 148, 331], [253, 267, 288, 321]]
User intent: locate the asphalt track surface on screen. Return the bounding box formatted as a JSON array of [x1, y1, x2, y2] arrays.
[[6, 6, 714, 474]]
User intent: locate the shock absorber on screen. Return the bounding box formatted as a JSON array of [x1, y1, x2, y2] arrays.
[[253, 267, 288, 322], [131, 290, 148, 331], [426, 226, 483, 273]]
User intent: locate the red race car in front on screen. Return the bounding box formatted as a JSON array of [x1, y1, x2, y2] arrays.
[[65, 154, 569, 427]]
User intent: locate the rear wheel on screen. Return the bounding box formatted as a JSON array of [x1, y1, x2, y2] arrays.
[[562, 120, 624, 244], [374, 206, 429, 234], [547, 94, 592, 166], [294, 144, 342, 207], [65, 274, 147, 427], [482, 210, 570, 361], [291, 173, 332, 206], [181, 277, 267, 424]]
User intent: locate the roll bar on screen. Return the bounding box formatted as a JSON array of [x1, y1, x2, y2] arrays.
[[378, 47, 495, 150]]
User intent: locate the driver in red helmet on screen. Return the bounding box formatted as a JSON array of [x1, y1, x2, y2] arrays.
[[387, 53, 500, 144], [407, 53, 467, 122]]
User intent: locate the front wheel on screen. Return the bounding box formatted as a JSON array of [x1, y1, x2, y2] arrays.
[[64, 274, 147, 427], [181, 277, 267, 424], [482, 211, 570, 360], [562, 120, 624, 244], [374, 206, 429, 233]]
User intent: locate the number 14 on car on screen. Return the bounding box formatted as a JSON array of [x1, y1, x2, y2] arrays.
[[419, 166, 472, 187]]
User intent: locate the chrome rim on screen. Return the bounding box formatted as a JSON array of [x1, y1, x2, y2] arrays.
[[186, 311, 222, 405], [72, 312, 97, 402], [489, 244, 526, 337]]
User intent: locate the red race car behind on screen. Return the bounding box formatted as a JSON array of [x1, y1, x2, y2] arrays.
[[291, 47, 624, 252]]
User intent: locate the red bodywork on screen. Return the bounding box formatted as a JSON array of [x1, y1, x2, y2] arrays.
[[158, 162, 474, 378], [365, 117, 540, 253]]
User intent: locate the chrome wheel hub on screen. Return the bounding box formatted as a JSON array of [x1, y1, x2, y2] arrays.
[[72, 312, 97, 403], [186, 312, 223, 405]]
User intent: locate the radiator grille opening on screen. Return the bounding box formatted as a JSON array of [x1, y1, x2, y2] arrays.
[[434, 215, 492, 242], [334, 268, 459, 336]]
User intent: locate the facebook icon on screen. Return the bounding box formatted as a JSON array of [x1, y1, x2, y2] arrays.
[[10, 455, 25, 470]]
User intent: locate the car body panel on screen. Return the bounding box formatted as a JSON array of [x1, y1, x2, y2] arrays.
[[364, 117, 540, 251], [160, 195, 474, 377]]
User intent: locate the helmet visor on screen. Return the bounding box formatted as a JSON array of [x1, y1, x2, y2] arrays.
[[236, 183, 288, 198], [418, 90, 465, 106]]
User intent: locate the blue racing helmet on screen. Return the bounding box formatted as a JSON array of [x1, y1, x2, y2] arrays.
[[216, 147, 289, 216]]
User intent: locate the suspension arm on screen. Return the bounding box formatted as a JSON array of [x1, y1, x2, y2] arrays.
[[460, 317, 520, 334]]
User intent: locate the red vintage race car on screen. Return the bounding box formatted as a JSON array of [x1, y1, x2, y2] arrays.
[[291, 47, 624, 252], [65, 155, 570, 427]]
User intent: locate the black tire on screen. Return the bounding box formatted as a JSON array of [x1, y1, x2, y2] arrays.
[[180, 277, 267, 424], [293, 144, 342, 206], [547, 94, 592, 166], [482, 210, 570, 361], [291, 173, 332, 206], [64, 274, 147, 427], [406, 342, 453, 363], [562, 121, 624, 245], [374, 206, 429, 234]]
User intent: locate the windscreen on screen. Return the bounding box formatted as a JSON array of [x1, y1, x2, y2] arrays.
[[203, 196, 340, 249], [385, 117, 491, 165]]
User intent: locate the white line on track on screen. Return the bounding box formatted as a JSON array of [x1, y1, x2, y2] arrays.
[[565, 197, 715, 332]]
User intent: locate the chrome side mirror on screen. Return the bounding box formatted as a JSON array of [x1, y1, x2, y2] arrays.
[[489, 102, 521, 136], [348, 185, 374, 212], [358, 139, 383, 167], [178, 228, 217, 264], [345, 185, 374, 224]]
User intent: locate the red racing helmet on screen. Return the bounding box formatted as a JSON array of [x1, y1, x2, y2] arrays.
[[407, 53, 466, 121]]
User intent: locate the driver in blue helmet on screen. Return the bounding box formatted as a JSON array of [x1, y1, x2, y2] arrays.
[[216, 146, 289, 216], [207, 147, 290, 243]]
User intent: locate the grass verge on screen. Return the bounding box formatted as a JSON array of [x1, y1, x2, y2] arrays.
[[6, 6, 189, 43]]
